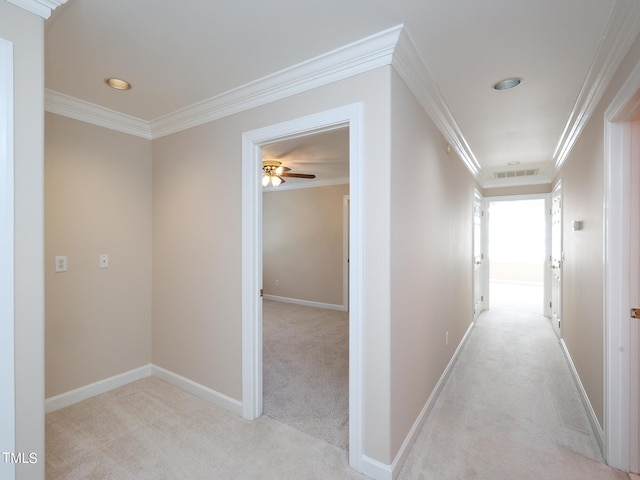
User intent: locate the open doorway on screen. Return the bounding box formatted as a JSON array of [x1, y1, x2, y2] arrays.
[[241, 103, 365, 470], [487, 197, 547, 314], [260, 128, 350, 449]]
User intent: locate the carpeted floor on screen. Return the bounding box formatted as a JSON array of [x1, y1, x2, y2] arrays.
[[398, 308, 629, 480], [46, 305, 630, 479], [46, 376, 366, 480], [262, 299, 349, 450]]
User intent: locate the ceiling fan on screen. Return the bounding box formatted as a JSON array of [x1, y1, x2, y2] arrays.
[[262, 160, 316, 187]]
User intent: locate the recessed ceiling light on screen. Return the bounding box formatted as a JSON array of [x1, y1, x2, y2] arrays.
[[493, 78, 522, 91], [508, 161, 521, 165], [105, 77, 131, 90]]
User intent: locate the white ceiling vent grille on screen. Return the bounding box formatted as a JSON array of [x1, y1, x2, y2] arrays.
[[494, 168, 539, 179]]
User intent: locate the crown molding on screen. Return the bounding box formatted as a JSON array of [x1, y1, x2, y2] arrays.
[[45, 25, 403, 141], [7, 0, 67, 19], [553, 0, 640, 171], [262, 177, 349, 192], [391, 28, 481, 180], [149, 25, 403, 139], [45, 89, 152, 139]]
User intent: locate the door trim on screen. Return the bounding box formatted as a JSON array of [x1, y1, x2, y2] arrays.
[[603, 58, 640, 471], [550, 181, 562, 337], [241, 103, 365, 471], [472, 188, 484, 320], [0, 37, 15, 478], [343, 195, 350, 312], [483, 193, 550, 315]]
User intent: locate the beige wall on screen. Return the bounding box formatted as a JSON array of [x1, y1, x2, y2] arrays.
[[263, 184, 349, 306], [152, 67, 393, 462], [491, 263, 544, 284], [483, 183, 551, 197], [389, 71, 476, 459], [555, 32, 640, 427], [45, 113, 153, 397], [0, 2, 46, 478]]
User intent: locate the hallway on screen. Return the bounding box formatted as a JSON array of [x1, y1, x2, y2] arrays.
[[398, 308, 627, 479], [45, 307, 630, 479]]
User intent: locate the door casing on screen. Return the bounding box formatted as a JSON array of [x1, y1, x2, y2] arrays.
[[550, 181, 563, 338], [241, 103, 365, 472], [482, 193, 550, 316], [0, 37, 15, 480], [603, 62, 640, 472]]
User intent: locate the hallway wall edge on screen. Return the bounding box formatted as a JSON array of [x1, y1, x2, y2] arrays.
[[560, 338, 604, 451]]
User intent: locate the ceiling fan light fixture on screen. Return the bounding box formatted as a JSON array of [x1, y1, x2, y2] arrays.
[[492, 77, 522, 91], [105, 77, 131, 90], [270, 176, 283, 187], [262, 175, 271, 187]]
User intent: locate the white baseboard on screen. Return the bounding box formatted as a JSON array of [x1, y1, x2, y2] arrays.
[[151, 365, 243, 416], [356, 320, 476, 480], [389, 320, 477, 479], [360, 454, 394, 480], [560, 339, 605, 451], [45, 364, 243, 418], [263, 294, 347, 312], [45, 364, 152, 413]]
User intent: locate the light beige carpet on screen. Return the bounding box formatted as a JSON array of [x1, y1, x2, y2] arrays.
[[398, 308, 629, 480], [46, 307, 629, 479], [46, 376, 366, 480], [262, 299, 349, 450]]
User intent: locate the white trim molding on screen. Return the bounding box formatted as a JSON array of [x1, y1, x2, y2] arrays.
[[359, 320, 477, 480], [553, 0, 640, 171], [389, 319, 477, 479], [0, 37, 15, 480], [44, 25, 401, 140], [44, 364, 243, 417], [241, 103, 366, 474], [45, 89, 152, 139], [262, 176, 349, 192], [391, 28, 481, 179], [45, 365, 152, 413], [602, 53, 640, 471], [151, 26, 400, 139], [263, 294, 347, 312], [151, 365, 243, 417], [561, 339, 604, 449], [7, 0, 67, 19]]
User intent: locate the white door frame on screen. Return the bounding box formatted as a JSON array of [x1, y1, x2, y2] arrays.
[[604, 60, 640, 472], [483, 193, 550, 314], [343, 195, 350, 312], [472, 188, 484, 320], [550, 181, 563, 337], [0, 37, 15, 480], [241, 103, 365, 471]]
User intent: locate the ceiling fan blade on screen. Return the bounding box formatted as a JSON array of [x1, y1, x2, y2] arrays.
[[280, 173, 316, 179]]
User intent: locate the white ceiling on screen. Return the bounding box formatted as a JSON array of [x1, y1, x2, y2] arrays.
[[44, 0, 640, 188], [261, 128, 349, 189]]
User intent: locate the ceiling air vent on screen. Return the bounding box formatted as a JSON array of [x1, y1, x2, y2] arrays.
[[494, 168, 539, 179]]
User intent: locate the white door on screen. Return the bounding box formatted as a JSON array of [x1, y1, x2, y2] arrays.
[[630, 120, 640, 474], [473, 191, 484, 319], [550, 184, 562, 338]]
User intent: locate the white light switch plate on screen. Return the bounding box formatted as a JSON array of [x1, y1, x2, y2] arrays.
[[99, 254, 109, 268], [55, 255, 67, 273]]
